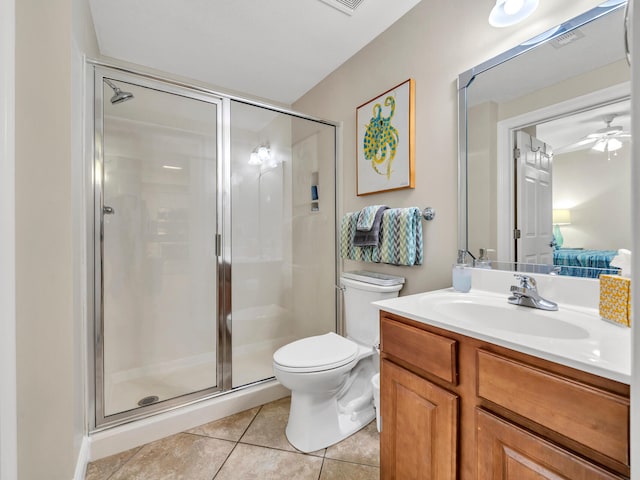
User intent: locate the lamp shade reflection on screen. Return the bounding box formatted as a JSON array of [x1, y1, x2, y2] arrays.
[[552, 209, 572, 225]]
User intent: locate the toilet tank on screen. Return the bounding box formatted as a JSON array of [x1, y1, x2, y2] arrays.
[[340, 271, 404, 346]]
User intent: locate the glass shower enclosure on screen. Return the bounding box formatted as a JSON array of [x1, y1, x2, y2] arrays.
[[91, 65, 337, 428]]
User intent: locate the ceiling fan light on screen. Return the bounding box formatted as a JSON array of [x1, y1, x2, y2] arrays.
[[607, 138, 623, 151], [592, 137, 623, 153], [592, 139, 606, 152], [489, 0, 539, 27]]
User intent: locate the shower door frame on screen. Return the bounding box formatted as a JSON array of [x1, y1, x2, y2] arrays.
[[89, 60, 342, 432], [91, 65, 230, 429]]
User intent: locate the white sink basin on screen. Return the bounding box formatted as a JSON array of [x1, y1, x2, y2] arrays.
[[374, 288, 631, 384], [428, 296, 590, 339]]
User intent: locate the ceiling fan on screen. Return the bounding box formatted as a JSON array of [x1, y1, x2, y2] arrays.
[[569, 114, 631, 154]]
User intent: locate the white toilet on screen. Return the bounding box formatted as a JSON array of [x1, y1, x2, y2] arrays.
[[272, 271, 404, 453]]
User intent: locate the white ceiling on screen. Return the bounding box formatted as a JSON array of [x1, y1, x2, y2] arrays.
[[468, 7, 626, 106], [536, 99, 630, 154], [467, 5, 630, 154], [89, 0, 423, 105]]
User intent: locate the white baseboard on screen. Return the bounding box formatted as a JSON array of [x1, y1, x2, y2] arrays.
[[89, 380, 288, 461], [73, 435, 90, 480]]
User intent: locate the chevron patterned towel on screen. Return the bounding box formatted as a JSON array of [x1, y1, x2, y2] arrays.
[[340, 207, 423, 266], [356, 205, 388, 231], [354, 205, 388, 246], [340, 212, 381, 263]]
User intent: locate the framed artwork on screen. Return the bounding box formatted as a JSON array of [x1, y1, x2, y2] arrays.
[[356, 78, 415, 196]]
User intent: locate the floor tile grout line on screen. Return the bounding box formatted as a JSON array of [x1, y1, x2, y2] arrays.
[[210, 405, 263, 480], [100, 445, 145, 480], [181, 430, 240, 443], [237, 404, 263, 442], [322, 456, 381, 468], [231, 438, 379, 468], [180, 404, 263, 442], [236, 439, 323, 458], [317, 456, 326, 480], [210, 439, 241, 480]]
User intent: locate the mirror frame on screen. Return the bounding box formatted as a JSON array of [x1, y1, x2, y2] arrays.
[[457, 1, 628, 263]]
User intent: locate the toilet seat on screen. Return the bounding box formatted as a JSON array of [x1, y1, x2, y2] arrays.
[[273, 332, 358, 373]]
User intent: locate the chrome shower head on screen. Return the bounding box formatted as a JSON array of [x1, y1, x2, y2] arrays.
[[104, 79, 134, 105]]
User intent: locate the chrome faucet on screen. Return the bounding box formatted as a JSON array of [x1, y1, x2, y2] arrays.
[[508, 274, 558, 311]]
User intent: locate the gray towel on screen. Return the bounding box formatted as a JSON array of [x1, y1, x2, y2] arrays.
[[353, 206, 388, 246]]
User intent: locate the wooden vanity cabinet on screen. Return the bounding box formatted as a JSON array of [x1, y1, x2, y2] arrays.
[[379, 312, 630, 480], [381, 359, 458, 480]]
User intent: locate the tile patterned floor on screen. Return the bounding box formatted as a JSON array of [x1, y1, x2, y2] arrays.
[[86, 397, 380, 480]]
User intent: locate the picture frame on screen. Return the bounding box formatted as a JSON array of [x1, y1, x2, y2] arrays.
[[356, 78, 415, 196]]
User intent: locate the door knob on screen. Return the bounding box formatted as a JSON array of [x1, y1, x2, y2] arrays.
[[103, 205, 115, 215]]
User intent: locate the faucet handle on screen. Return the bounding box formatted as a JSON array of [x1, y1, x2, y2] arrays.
[[513, 273, 536, 289]]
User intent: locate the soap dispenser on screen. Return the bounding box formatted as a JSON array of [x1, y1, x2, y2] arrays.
[[452, 250, 472, 293], [475, 248, 494, 269]]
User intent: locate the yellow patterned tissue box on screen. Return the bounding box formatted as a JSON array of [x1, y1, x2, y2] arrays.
[[599, 275, 631, 327]]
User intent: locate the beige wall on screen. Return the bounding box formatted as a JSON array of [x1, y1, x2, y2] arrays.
[[16, 0, 97, 478], [294, 0, 603, 295], [554, 145, 632, 251], [16, 1, 75, 477]]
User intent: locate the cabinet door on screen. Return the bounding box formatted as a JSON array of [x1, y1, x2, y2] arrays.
[[381, 359, 458, 480], [477, 409, 626, 479]]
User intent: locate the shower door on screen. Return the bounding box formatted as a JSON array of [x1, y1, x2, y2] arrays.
[[94, 69, 224, 426], [229, 101, 338, 387]]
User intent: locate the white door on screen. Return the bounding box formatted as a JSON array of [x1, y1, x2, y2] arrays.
[[515, 131, 554, 265]]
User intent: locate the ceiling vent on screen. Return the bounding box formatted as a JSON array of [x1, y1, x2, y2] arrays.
[[549, 29, 586, 49], [318, 0, 366, 15]]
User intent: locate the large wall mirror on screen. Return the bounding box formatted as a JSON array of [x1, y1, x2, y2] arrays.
[[458, 0, 630, 278]]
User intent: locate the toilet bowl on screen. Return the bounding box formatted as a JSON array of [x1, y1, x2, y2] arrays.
[[272, 271, 404, 453]]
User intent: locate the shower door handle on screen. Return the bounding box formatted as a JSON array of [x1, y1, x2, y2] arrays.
[[103, 205, 115, 215]]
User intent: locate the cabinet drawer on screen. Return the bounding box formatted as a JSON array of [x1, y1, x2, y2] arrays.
[[381, 317, 457, 384], [477, 409, 625, 479], [477, 349, 629, 466]]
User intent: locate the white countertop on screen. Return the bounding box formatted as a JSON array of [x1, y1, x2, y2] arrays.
[[373, 272, 631, 385]]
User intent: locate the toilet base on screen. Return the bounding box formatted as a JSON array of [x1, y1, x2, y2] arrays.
[[285, 389, 375, 453], [283, 358, 377, 453]]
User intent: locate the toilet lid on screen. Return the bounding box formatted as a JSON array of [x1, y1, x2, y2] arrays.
[[273, 332, 358, 370]]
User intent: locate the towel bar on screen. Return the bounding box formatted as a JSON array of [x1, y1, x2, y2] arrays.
[[422, 207, 436, 221]]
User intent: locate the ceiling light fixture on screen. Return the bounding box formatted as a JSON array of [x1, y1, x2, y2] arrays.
[[248, 150, 262, 166], [489, 0, 539, 27], [248, 144, 273, 166], [592, 137, 623, 153], [257, 145, 272, 162]]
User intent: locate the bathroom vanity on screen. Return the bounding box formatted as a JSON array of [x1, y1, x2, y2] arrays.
[[375, 271, 631, 480]]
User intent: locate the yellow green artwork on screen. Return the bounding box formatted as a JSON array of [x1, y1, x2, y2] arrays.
[[363, 96, 399, 180], [356, 79, 415, 195]]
